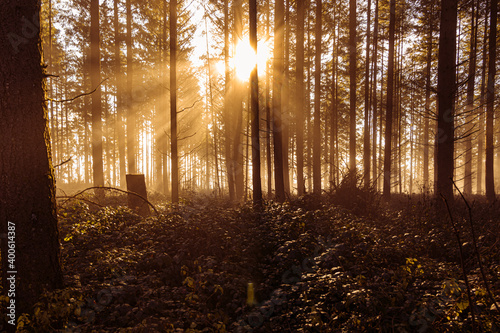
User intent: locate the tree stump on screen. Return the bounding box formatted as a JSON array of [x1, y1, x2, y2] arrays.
[[126, 174, 150, 216]]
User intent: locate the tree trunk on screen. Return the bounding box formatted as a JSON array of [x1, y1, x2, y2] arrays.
[[349, 0, 357, 171], [0, 0, 63, 320], [363, 0, 372, 187], [266, 1, 273, 198], [296, 0, 306, 195], [170, 0, 179, 203], [114, 0, 126, 188], [383, 0, 396, 199], [283, 0, 291, 195], [423, 4, 433, 193], [223, 0, 235, 200], [436, 0, 457, 201], [233, 0, 244, 202], [477, 12, 488, 195], [91, 0, 104, 198], [464, 0, 478, 195], [485, 0, 497, 202], [371, 0, 379, 186], [273, 0, 285, 202], [126, 0, 136, 174], [250, 0, 262, 208], [313, 0, 322, 195]]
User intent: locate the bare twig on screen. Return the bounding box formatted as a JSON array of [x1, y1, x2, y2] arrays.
[[46, 78, 109, 103], [178, 97, 203, 113], [441, 193, 476, 332], [451, 178, 500, 312], [54, 157, 72, 168]]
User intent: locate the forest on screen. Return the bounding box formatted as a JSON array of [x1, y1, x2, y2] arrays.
[[0, 0, 499, 331]]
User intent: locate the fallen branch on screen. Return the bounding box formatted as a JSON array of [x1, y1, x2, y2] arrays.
[[57, 186, 159, 216]]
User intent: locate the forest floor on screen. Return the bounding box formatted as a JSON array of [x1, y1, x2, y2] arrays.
[[5, 178, 500, 332]]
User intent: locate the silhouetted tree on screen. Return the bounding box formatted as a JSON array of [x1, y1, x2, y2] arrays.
[[0, 0, 63, 319], [436, 0, 457, 200]]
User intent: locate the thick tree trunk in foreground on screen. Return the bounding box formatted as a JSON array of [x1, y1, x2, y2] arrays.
[[0, 0, 63, 322]]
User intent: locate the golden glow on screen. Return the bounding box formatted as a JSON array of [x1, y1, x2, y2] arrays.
[[214, 39, 271, 80], [234, 40, 256, 80]]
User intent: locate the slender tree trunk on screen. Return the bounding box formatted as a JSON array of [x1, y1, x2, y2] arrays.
[[436, 0, 458, 201], [114, 0, 126, 188], [126, 0, 136, 174], [464, 1, 478, 195], [363, 0, 372, 187], [170, 0, 179, 203], [313, 0, 322, 195], [283, 0, 291, 195], [223, 0, 235, 200], [233, 0, 244, 202], [266, 1, 273, 197], [423, 5, 433, 193], [162, 0, 170, 195], [91, 0, 104, 197], [250, 0, 262, 207], [274, 0, 285, 202], [330, 2, 339, 188], [485, 0, 497, 202], [0, 0, 63, 319], [477, 12, 488, 195], [349, 0, 357, 171], [371, 0, 379, 185], [383, 0, 396, 199], [296, 0, 305, 195]]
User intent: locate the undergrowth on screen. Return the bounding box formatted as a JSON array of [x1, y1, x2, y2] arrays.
[[1, 187, 499, 332]]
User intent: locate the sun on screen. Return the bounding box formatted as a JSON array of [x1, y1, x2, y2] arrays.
[[233, 39, 271, 81]]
